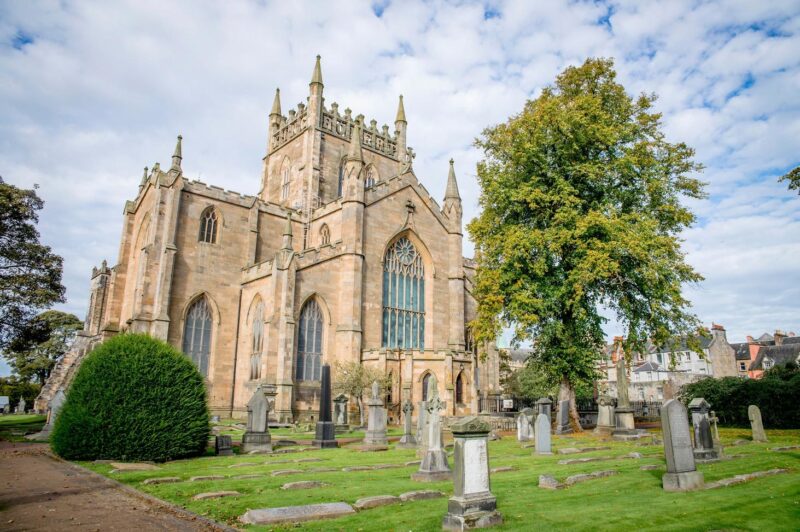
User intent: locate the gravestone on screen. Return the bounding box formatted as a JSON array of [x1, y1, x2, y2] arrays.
[[593, 394, 616, 436], [748, 405, 768, 442], [363, 380, 388, 447], [333, 394, 349, 434], [242, 383, 277, 453], [311, 364, 338, 448], [660, 399, 704, 491], [416, 400, 430, 457], [398, 400, 418, 449], [555, 400, 572, 435], [215, 435, 234, 456], [612, 359, 636, 438], [535, 397, 552, 419], [747, 405, 769, 442], [516, 408, 534, 442], [688, 398, 720, 461], [16, 397, 26, 414], [442, 416, 503, 531], [534, 413, 552, 455], [412, 375, 451, 481]]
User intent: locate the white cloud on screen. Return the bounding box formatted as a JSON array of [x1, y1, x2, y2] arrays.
[[0, 0, 798, 358]]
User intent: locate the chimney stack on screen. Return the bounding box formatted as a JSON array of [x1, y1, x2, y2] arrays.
[[774, 330, 786, 346]]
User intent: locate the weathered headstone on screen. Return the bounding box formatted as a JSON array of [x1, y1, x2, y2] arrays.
[[748, 405, 768, 442], [15, 397, 26, 414], [593, 394, 616, 436], [555, 400, 572, 435], [398, 400, 418, 449], [363, 380, 388, 447], [242, 383, 277, 453], [442, 416, 503, 531], [333, 394, 349, 434], [416, 399, 429, 454], [311, 364, 338, 448], [215, 435, 234, 456], [688, 398, 720, 461], [240, 502, 356, 525], [535, 397, 552, 418], [660, 399, 704, 491], [412, 376, 451, 481], [534, 413, 552, 455], [516, 408, 534, 442], [612, 359, 636, 439]]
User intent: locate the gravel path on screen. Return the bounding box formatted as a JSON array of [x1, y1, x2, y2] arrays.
[[0, 442, 233, 531]]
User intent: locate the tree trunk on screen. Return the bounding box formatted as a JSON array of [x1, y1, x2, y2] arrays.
[[558, 376, 582, 432], [357, 396, 366, 427]]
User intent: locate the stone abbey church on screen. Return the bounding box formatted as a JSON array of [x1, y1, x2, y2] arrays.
[[37, 57, 501, 421]]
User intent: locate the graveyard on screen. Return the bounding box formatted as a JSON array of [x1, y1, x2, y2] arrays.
[[78, 422, 800, 531]]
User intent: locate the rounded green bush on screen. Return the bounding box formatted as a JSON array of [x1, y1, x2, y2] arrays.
[[51, 333, 210, 461]]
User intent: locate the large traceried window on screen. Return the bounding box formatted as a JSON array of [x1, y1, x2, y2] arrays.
[[250, 300, 265, 380], [295, 299, 323, 381], [199, 208, 218, 243], [382, 237, 425, 349], [183, 297, 212, 376]]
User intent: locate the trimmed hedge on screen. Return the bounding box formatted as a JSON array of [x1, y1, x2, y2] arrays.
[[51, 334, 210, 461], [678, 363, 800, 429]]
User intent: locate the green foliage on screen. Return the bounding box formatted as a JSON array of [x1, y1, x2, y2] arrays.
[[679, 364, 800, 428], [779, 165, 799, 194], [0, 177, 66, 349], [468, 58, 706, 393], [50, 334, 210, 461], [332, 360, 390, 426], [6, 310, 83, 384], [0, 376, 41, 410]]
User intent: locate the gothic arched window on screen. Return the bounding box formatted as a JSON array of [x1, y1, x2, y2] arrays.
[[199, 208, 218, 243], [455, 372, 464, 404], [382, 237, 425, 349], [183, 297, 212, 376], [250, 300, 265, 380], [337, 157, 346, 198], [295, 299, 323, 381], [422, 373, 431, 402], [365, 165, 377, 188], [281, 164, 290, 200], [320, 224, 330, 246]]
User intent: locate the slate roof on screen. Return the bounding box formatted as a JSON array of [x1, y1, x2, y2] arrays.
[[648, 335, 712, 354], [633, 361, 661, 372], [783, 336, 800, 345], [750, 343, 800, 371], [730, 342, 752, 361], [757, 333, 774, 344], [507, 348, 533, 364]]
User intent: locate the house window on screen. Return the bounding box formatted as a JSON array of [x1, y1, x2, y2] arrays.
[[382, 237, 425, 349], [199, 208, 218, 243], [250, 300, 265, 380], [739, 361, 747, 371], [455, 373, 464, 404], [657, 353, 663, 364], [183, 298, 212, 376], [422, 373, 431, 402], [295, 300, 323, 381], [320, 224, 330, 246], [763, 358, 773, 370]]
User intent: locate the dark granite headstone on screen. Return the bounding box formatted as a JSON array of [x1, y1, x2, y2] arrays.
[[215, 435, 234, 456], [312, 364, 338, 448]]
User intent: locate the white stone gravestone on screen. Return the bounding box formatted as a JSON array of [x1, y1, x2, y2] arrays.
[[412, 376, 451, 482], [363, 380, 388, 447], [534, 413, 552, 455], [660, 399, 704, 491]]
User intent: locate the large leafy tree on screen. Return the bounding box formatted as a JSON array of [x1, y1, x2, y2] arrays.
[[468, 58, 706, 428], [0, 177, 66, 348], [6, 310, 83, 384], [779, 166, 799, 194], [332, 361, 390, 427]]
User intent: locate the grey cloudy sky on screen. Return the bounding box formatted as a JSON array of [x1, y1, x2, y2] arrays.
[[1, 0, 798, 374]]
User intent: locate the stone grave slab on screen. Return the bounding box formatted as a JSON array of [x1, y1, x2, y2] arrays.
[[353, 495, 401, 510], [193, 491, 240, 500], [240, 502, 356, 525]]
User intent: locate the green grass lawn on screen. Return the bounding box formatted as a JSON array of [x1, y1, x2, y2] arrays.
[[0, 413, 46, 442], [80, 426, 800, 531]]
